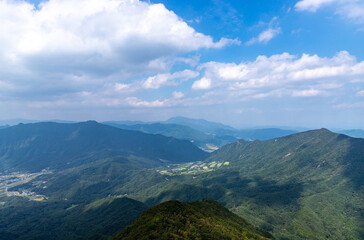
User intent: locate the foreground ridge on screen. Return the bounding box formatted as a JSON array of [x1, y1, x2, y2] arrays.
[[112, 198, 274, 240]]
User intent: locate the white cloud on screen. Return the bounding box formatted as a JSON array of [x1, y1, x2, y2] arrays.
[[126, 97, 167, 107], [142, 70, 199, 89], [172, 91, 184, 99], [197, 51, 364, 101], [213, 37, 242, 48], [0, 0, 233, 57], [334, 101, 364, 109], [0, 0, 237, 102], [246, 17, 281, 45], [356, 90, 364, 96], [114, 83, 130, 91], [295, 0, 364, 24], [96, 51, 363, 109], [291, 89, 322, 97], [202, 51, 361, 84], [246, 27, 281, 45], [295, 0, 336, 12], [192, 77, 212, 90]]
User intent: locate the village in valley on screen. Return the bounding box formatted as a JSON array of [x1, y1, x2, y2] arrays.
[[0, 170, 50, 201]]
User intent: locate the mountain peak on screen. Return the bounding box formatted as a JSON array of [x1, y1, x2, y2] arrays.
[[317, 128, 331, 133], [84, 120, 99, 124], [112, 199, 274, 240], [283, 128, 337, 140]]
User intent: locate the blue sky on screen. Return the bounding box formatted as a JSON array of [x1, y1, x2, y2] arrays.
[[0, 0, 364, 128]]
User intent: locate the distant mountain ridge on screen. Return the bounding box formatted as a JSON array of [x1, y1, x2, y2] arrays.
[[165, 116, 236, 133], [337, 129, 364, 139], [164, 117, 298, 141], [105, 117, 299, 151], [0, 121, 207, 172], [104, 122, 238, 151]]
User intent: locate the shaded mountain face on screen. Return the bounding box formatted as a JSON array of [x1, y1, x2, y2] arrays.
[[134, 129, 363, 240], [0, 121, 207, 172], [112, 199, 274, 240], [0, 197, 147, 240]]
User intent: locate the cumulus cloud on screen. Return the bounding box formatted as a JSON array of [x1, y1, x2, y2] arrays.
[[295, 0, 364, 24], [192, 77, 212, 90], [142, 70, 199, 89], [0, 0, 237, 102], [198, 51, 364, 100]]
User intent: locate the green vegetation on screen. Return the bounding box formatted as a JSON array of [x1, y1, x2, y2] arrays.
[[0, 196, 147, 240], [0, 121, 207, 172], [0, 128, 363, 239], [112, 199, 274, 240], [128, 129, 363, 240]]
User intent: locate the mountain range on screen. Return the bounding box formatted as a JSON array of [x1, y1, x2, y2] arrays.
[[0, 121, 206, 172], [0, 120, 363, 239], [132, 128, 363, 239], [105, 117, 298, 151], [337, 129, 364, 139]]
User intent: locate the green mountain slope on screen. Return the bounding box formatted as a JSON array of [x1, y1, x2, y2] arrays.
[[0, 121, 207, 172], [9, 156, 166, 202], [112, 199, 274, 240], [131, 129, 363, 240], [0, 197, 147, 240], [235, 128, 297, 141], [2, 128, 363, 239]]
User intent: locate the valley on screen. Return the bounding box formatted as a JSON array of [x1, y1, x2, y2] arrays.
[[0, 170, 50, 200], [0, 122, 363, 239]]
